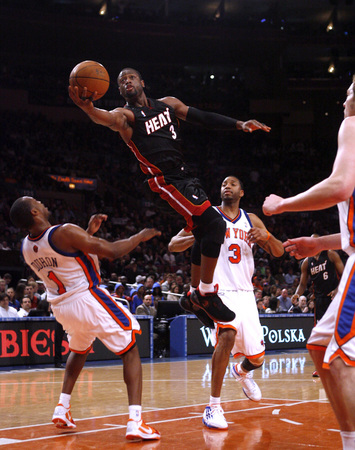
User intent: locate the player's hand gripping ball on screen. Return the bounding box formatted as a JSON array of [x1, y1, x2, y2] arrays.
[[69, 60, 110, 100]]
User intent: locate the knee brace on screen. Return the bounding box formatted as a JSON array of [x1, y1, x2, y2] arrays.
[[242, 358, 264, 372]]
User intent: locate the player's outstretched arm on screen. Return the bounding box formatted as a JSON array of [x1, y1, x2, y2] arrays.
[[160, 96, 270, 132], [283, 234, 342, 260], [52, 224, 161, 260], [68, 85, 128, 132]]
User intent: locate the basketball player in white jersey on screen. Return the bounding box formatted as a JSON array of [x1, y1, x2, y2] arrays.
[[169, 176, 284, 429], [263, 76, 355, 450], [9, 196, 161, 442]]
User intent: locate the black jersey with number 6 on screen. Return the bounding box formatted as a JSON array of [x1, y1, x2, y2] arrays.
[[124, 98, 184, 176], [308, 251, 339, 297]]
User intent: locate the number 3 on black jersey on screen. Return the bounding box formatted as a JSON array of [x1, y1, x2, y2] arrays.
[[48, 271, 67, 295], [228, 244, 241, 264]]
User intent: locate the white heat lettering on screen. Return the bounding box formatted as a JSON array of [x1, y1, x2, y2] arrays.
[[145, 108, 172, 135], [310, 261, 327, 275]]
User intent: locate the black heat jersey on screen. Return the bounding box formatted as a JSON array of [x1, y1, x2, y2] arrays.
[[124, 98, 184, 176], [308, 251, 339, 298], [308, 250, 340, 321]]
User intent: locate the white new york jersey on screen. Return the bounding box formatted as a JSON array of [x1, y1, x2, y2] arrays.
[[213, 206, 254, 291], [22, 225, 101, 303]]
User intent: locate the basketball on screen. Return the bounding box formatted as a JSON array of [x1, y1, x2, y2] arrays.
[[69, 60, 110, 100]]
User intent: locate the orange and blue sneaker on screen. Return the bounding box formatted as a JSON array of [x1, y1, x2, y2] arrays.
[[52, 403, 76, 429], [126, 419, 161, 441]]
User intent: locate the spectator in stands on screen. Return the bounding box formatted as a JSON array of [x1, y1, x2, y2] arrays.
[[284, 267, 297, 287], [254, 289, 263, 302], [298, 295, 309, 313], [167, 284, 180, 302], [14, 282, 26, 306], [162, 249, 176, 272], [18, 296, 32, 317], [262, 295, 270, 310], [113, 283, 131, 304], [144, 275, 155, 291], [152, 282, 164, 302], [256, 298, 265, 315], [131, 284, 145, 313], [24, 283, 41, 309], [161, 273, 174, 292], [0, 292, 18, 317], [307, 298, 315, 315], [135, 293, 157, 317], [274, 267, 286, 287], [0, 278, 6, 294], [265, 296, 280, 314], [277, 288, 292, 312], [3, 273, 13, 289], [264, 266, 275, 286], [7, 287, 20, 310], [136, 274, 146, 285], [119, 276, 132, 297]]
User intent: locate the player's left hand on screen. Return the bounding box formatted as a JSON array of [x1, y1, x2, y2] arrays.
[[262, 194, 285, 216], [242, 120, 271, 133], [87, 214, 108, 235]]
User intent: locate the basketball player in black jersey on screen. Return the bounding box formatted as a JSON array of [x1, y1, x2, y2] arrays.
[[292, 234, 344, 377], [292, 234, 344, 323], [69, 67, 270, 323]]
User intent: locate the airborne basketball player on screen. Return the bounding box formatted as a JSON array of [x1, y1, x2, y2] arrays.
[[69, 68, 270, 324]]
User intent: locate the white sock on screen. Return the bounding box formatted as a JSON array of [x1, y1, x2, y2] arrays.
[[199, 282, 214, 296], [59, 393, 71, 409], [129, 405, 142, 421], [341, 431, 355, 450], [209, 395, 221, 406]]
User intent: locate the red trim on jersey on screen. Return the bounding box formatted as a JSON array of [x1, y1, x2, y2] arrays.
[[76, 256, 95, 289], [115, 329, 142, 355], [148, 175, 210, 231], [323, 348, 355, 369], [69, 344, 93, 354], [28, 227, 52, 241], [127, 140, 162, 176], [232, 350, 265, 359], [306, 343, 328, 352], [216, 206, 241, 223]]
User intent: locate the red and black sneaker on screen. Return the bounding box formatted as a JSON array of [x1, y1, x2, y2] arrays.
[[190, 285, 235, 323], [179, 291, 215, 328]]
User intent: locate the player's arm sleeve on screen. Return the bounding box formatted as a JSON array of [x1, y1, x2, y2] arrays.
[[186, 107, 240, 130]]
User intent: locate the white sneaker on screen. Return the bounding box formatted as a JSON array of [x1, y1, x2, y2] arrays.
[[232, 363, 262, 402], [126, 419, 161, 441], [202, 405, 228, 430], [52, 403, 76, 428]]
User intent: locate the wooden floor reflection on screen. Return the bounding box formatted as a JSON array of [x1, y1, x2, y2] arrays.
[[0, 351, 341, 449]]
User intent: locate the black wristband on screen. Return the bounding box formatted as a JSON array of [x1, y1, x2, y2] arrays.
[[186, 106, 237, 130]]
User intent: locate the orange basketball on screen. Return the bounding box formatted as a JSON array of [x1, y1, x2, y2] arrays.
[[69, 60, 110, 100]]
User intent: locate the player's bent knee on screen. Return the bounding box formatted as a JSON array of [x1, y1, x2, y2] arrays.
[[244, 356, 264, 371]]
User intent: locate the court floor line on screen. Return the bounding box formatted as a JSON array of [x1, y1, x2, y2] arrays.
[[0, 397, 314, 432], [0, 398, 326, 443]]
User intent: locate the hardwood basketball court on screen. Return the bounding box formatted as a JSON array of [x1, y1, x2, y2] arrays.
[[0, 350, 340, 448]]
